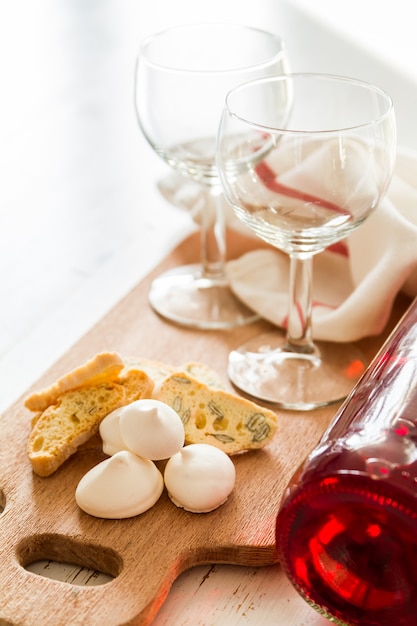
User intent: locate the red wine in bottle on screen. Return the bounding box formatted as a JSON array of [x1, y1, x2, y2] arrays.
[[276, 297, 417, 626]]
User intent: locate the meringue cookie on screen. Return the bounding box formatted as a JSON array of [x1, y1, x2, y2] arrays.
[[75, 450, 163, 519], [99, 406, 125, 456], [164, 444, 236, 513], [119, 399, 184, 461]]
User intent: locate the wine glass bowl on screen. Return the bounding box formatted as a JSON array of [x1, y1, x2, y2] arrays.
[[135, 24, 289, 329], [217, 73, 396, 408]]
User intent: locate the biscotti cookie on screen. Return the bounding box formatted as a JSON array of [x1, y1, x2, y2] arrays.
[[27, 368, 154, 477], [27, 382, 126, 477], [124, 357, 226, 389], [154, 372, 278, 454], [25, 352, 124, 412], [119, 368, 155, 402], [122, 357, 176, 386], [180, 361, 225, 389]]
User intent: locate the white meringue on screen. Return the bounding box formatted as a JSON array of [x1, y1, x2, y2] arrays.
[[75, 450, 163, 519], [99, 406, 125, 456], [119, 399, 184, 461], [164, 444, 236, 513]]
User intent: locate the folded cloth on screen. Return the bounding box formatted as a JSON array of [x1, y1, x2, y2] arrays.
[[158, 146, 417, 342]]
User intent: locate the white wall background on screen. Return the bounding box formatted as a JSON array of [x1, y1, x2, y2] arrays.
[[273, 0, 417, 150], [118, 0, 417, 149]]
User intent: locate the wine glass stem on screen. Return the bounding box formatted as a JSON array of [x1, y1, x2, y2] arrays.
[[200, 187, 227, 280], [285, 253, 316, 355]]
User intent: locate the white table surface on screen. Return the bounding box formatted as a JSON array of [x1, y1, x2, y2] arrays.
[[1, 1, 414, 624]]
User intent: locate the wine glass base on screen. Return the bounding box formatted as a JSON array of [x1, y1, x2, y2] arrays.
[[228, 331, 367, 410], [149, 264, 259, 330]]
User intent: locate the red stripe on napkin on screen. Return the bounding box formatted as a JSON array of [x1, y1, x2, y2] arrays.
[[255, 161, 350, 216], [281, 298, 339, 329], [254, 161, 350, 257]]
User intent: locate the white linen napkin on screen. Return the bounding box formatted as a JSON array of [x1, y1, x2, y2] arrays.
[[158, 146, 417, 342]]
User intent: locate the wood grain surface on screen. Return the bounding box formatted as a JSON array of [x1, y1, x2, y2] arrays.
[[0, 231, 411, 626]]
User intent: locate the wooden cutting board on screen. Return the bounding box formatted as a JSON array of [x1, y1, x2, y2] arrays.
[[0, 231, 411, 626]]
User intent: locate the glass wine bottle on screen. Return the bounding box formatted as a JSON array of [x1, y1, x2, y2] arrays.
[[276, 297, 417, 626]]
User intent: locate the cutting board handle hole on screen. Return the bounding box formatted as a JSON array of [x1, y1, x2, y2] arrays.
[[0, 488, 5, 515], [15, 533, 122, 585]]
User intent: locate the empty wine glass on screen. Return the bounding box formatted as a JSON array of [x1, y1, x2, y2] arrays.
[[217, 73, 396, 409], [134, 24, 288, 329]]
